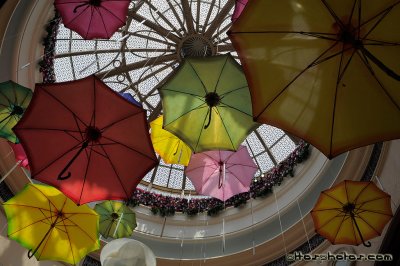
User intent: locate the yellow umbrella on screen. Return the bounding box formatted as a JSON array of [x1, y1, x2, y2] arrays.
[[150, 115, 192, 166], [311, 180, 392, 247], [229, 1, 400, 158], [2, 183, 100, 264]]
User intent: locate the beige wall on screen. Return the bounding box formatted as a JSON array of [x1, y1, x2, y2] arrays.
[[0, 0, 19, 49], [0, 2, 65, 264]]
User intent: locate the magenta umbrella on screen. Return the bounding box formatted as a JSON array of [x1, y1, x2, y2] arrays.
[[185, 146, 257, 201], [54, 0, 130, 40], [232, 0, 249, 21]]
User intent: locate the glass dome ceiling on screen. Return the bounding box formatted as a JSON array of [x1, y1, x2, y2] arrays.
[[51, 0, 297, 196]]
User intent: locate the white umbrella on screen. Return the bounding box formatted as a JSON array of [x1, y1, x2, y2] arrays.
[[100, 238, 156, 266]]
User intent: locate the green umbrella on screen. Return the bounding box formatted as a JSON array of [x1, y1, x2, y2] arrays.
[[160, 54, 258, 153], [94, 201, 137, 239], [0, 81, 32, 143]]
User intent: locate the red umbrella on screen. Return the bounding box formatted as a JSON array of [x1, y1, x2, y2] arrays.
[[185, 146, 257, 201], [13, 75, 158, 205], [232, 0, 249, 21], [54, 0, 130, 40]]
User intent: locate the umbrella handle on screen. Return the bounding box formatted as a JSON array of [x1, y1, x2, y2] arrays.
[[58, 141, 88, 180], [27, 248, 39, 259], [218, 163, 225, 189], [218, 171, 223, 189], [173, 141, 180, 155], [360, 46, 400, 81], [27, 220, 58, 259], [362, 240, 372, 247], [351, 215, 372, 247], [204, 107, 212, 129], [104, 218, 115, 238], [58, 171, 71, 180], [73, 3, 89, 13]]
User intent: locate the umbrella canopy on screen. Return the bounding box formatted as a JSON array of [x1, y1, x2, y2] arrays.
[[9, 142, 30, 170], [311, 180, 392, 247], [100, 238, 156, 266], [229, 0, 400, 158], [159, 54, 258, 153], [185, 145, 257, 201], [0, 81, 32, 143], [232, 0, 249, 21], [150, 115, 192, 166], [2, 183, 100, 264], [54, 0, 130, 40], [94, 200, 137, 239], [13, 75, 158, 205], [119, 92, 141, 107]]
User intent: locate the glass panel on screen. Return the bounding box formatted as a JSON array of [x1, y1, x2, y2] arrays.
[[255, 152, 275, 173], [153, 166, 170, 187], [142, 169, 154, 183], [257, 124, 285, 148], [168, 169, 184, 189], [54, 58, 74, 81], [271, 135, 296, 162], [244, 132, 265, 156], [184, 177, 195, 190]]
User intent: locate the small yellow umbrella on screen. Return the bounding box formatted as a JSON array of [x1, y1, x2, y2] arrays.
[[2, 183, 100, 264], [150, 115, 192, 166], [311, 180, 392, 247]]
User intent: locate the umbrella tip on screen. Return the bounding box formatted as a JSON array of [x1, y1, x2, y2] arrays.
[[205, 92, 221, 107], [89, 0, 102, 6]]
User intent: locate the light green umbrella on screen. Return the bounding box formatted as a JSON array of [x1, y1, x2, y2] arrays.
[[94, 201, 137, 239], [159, 54, 258, 153], [0, 81, 32, 143]]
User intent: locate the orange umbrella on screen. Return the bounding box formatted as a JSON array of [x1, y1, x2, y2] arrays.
[[311, 180, 392, 247]]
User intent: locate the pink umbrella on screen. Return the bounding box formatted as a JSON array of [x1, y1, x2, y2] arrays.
[[54, 0, 130, 40], [185, 146, 257, 201], [0, 142, 31, 185], [9, 142, 30, 171], [232, 0, 249, 21]]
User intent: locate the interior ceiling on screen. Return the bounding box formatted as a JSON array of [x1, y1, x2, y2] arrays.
[[0, 1, 394, 264], [52, 0, 298, 196]]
